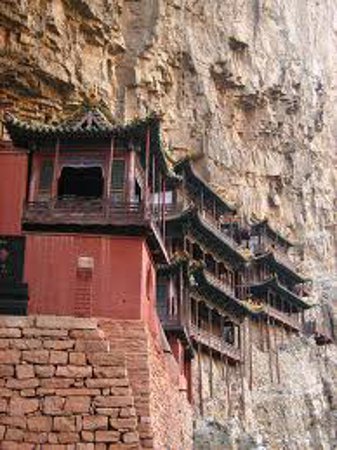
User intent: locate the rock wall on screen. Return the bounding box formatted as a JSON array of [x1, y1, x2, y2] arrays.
[[0, 1, 336, 448], [0, 315, 192, 449]]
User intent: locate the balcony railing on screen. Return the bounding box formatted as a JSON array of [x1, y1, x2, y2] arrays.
[[204, 270, 236, 298], [265, 304, 301, 331], [23, 199, 150, 227], [189, 323, 241, 361]]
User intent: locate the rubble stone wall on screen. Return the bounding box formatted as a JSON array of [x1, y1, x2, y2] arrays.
[[0, 315, 193, 450]]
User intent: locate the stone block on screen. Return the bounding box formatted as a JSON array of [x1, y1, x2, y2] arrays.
[[0, 316, 33, 328], [22, 350, 49, 364], [42, 396, 65, 415], [41, 377, 73, 388], [69, 329, 102, 340], [87, 353, 124, 367], [86, 378, 129, 389], [0, 364, 15, 377], [56, 388, 100, 397], [36, 315, 97, 330], [1, 442, 35, 450], [95, 430, 120, 443], [0, 350, 20, 364], [6, 378, 39, 389], [43, 340, 75, 350], [122, 431, 139, 444], [10, 339, 42, 350], [76, 444, 95, 450], [82, 415, 108, 430], [69, 352, 87, 365], [93, 367, 126, 379], [16, 364, 34, 379], [53, 416, 76, 432], [0, 416, 27, 429], [58, 432, 80, 443], [50, 350, 68, 365], [0, 398, 7, 413], [110, 418, 137, 431], [0, 328, 21, 338], [34, 365, 55, 378], [64, 396, 91, 413], [81, 430, 94, 442], [27, 415, 52, 432], [94, 396, 133, 408], [22, 328, 68, 338], [9, 397, 39, 416], [75, 340, 109, 353], [23, 431, 48, 443], [56, 365, 92, 378], [119, 407, 136, 418]]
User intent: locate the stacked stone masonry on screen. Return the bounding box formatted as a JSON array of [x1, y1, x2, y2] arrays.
[[0, 315, 192, 450]]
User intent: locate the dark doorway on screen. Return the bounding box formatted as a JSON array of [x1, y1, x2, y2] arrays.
[[58, 167, 104, 198]]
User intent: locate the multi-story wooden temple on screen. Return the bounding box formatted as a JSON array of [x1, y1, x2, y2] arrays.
[[0, 103, 332, 415]]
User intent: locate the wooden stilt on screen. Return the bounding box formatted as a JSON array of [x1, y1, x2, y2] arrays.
[[249, 319, 253, 390], [274, 319, 281, 384], [51, 138, 60, 199], [225, 356, 231, 417], [208, 308, 213, 398], [266, 298, 273, 383], [197, 342, 203, 416]]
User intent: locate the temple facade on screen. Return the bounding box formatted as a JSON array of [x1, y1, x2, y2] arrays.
[[0, 104, 333, 446]]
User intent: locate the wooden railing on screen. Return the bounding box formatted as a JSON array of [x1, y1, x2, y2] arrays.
[[266, 304, 301, 330], [204, 270, 236, 298], [23, 199, 150, 227], [158, 312, 241, 361], [189, 323, 241, 361]]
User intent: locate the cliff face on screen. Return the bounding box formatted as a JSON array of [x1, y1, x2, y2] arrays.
[[1, 1, 337, 448]]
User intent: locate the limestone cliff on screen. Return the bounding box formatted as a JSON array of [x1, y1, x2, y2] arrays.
[[0, 1, 336, 448]]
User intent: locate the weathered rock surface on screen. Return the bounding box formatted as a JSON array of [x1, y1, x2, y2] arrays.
[[0, 1, 336, 448]]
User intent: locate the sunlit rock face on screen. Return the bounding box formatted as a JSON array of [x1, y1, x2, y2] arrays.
[[0, 1, 336, 448]]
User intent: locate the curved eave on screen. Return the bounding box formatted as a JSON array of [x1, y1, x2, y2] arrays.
[[174, 159, 236, 214], [254, 252, 308, 284], [250, 277, 311, 310], [5, 113, 177, 181], [192, 268, 251, 316]]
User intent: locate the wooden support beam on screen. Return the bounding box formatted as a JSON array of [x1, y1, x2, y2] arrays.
[[198, 342, 203, 416], [208, 308, 213, 398], [274, 319, 281, 384], [106, 137, 114, 200], [51, 138, 60, 199]]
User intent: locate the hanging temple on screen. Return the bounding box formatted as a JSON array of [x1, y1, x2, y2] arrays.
[[0, 103, 333, 421]]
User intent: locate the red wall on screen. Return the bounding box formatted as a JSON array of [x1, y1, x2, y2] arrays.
[[0, 145, 28, 235], [25, 234, 156, 320]]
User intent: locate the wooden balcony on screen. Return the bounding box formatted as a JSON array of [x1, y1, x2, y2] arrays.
[[265, 304, 301, 331], [189, 323, 241, 362], [159, 313, 241, 361], [204, 270, 236, 298], [23, 199, 149, 227]]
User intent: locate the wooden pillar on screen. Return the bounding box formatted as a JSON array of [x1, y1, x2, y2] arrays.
[[28, 153, 39, 202], [208, 308, 213, 398], [266, 292, 273, 383], [51, 138, 60, 199], [274, 319, 281, 384], [145, 127, 150, 211], [179, 265, 184, 324], [162, 177, 166, 241], [225, 356, 231, 417], [198, 342, 203, 416], [128, 145, 135, 203], [249, 319, 253, 390]]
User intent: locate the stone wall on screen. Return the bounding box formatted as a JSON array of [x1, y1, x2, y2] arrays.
[[0, 315, 192, 450]]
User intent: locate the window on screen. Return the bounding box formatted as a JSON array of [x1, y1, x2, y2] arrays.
[[58, 167, 104, 198], [111, 159, 125, 202], [38, 159, 54, 198]]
